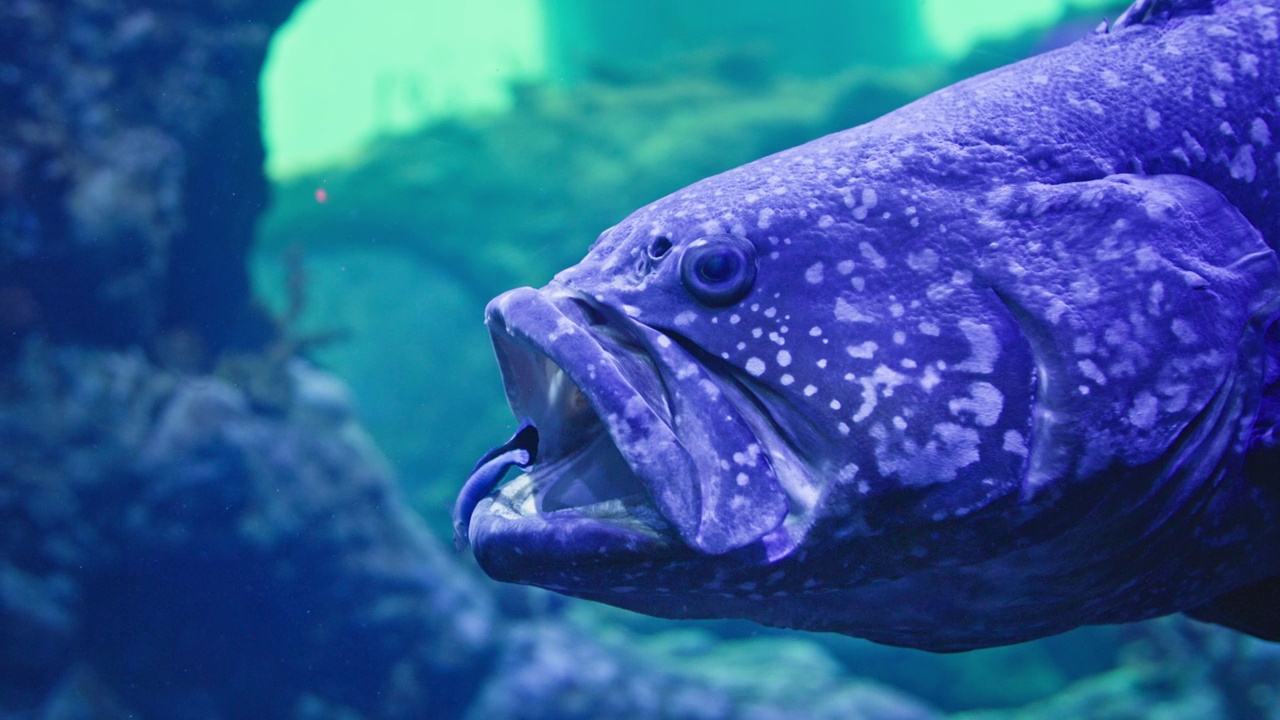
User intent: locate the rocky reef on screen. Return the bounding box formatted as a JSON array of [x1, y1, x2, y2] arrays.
[[0, 0, 291, 359]]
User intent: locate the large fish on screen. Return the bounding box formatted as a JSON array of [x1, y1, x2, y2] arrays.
[[454, 0, 1280, 651]]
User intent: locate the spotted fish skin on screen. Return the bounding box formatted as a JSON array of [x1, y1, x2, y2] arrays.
[[462, 0, 1280, 651]]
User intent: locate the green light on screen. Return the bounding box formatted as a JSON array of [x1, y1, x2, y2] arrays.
[[923, 0, 1121, 58], [260, 0, 1123, 179], [260, 0, 545, 179]]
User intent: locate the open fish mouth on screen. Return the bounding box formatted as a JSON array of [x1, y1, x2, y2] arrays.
[[456, 285, 794, 582], [459, 351, 677, 546], [455, 285, 690, 577]]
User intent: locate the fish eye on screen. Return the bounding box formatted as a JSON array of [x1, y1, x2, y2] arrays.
[[679, 235, 757, 307], [647, 236, 673, 260]]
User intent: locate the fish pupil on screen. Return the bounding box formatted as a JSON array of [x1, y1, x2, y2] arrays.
[[696, 251, 739, 284]]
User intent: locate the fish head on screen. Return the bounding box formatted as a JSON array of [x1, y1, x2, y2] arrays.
[[462, 155, 1044, 608]]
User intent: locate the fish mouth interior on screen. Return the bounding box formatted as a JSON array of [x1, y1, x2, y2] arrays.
[[481, 324, 676, 546], [521, 355, 649, 514]]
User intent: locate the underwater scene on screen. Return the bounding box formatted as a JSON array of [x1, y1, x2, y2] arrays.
[[3, 0, 1280, 717]]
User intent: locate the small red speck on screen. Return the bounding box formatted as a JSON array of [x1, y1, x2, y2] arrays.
[[315, 187, 328, 204]]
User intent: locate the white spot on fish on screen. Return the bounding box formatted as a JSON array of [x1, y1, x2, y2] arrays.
[[907, 248, 939, 272], [1145, 108, 1161, 131], [781, 374, 794, 386], [1128, 391, 1158, 429], [859, 242, 887, 269], [1231, 145, 1257, 182], [1240, 52, 1260, 77], [948, 382, 1005, 427], [1183, 131, 1207, 161], [954, 321, 999, 374], [777, 350, 792, 367], [746, 357, 766, 376], [1264, 15, 1280, 41], [1252, 118, 1271, 146], [872, 422, 979, 485], [1211, 61, 1234, 83], [852, 365, 908, 422], [805, 262, 824, 284], [818, 214, 835, 229], [1077, 359, 1107, 385], [803, 385, 818, 397], [1170, 318, 1199, 344], [920, 366, 942, 392], [674, 311, 698, 326], [846, 341, 878, 359], [918, 321, 940, 336], [1002, 430, 1028, 457], [835, 297, 876, 323]]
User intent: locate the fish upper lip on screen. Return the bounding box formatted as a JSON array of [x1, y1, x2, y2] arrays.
[[473, 284, 792, 559]]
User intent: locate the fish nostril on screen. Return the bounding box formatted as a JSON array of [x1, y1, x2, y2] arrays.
[[648, 236, 673, 260]]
